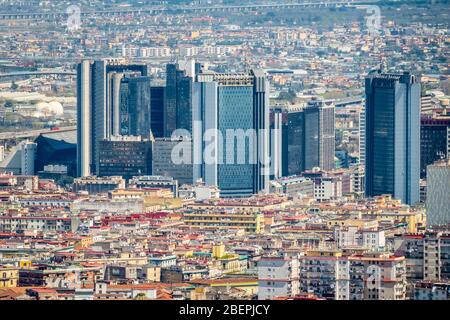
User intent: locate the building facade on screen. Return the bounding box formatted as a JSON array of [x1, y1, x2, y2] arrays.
[[98, 136, 152, 180], [365, 71, 421, 205], [152, 137, 193, 185], [192, 70, 270, 198], [420, 115, 450, 178], [76, 59, 148, 177], [426, 160, 450, 227], [119, 76, 152, 138], [303, 99, 335, 172]]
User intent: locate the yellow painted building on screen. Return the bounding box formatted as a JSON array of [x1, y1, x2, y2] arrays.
[[183, 211, 263, 233], [0, 266, 19, 288], [212, 244, 225, 259], [219, 254, 248, 274]]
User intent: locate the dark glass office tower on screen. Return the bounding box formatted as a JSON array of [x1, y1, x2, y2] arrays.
[[76, 59, 148, 177], [273, 102, 333, 178], [150, 86, 165, 138], [303, 99, 335, 172], [365, 71, 421, 205], [164, 63, 196, 137], [164, 63, 178, 137], [164, 60, 202, 137], [176, 76, 193, 133], [420, 115, 450, 178], [286, 109, 304, 176], [271, 106, 304, 177], [119, 76, 152, 138]]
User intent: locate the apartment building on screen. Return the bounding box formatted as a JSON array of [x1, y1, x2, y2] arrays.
[[300, 250, 349, 300], [348, 253, 407, 300], [394, 232, 450, 282], [183, 210, 263, 233], [257, 256, 300, 300], [0, 266, 19, 288], [0, 215, 75, 233]]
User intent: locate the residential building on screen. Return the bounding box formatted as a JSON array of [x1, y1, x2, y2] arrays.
[[73, 176, 125, 194], [258, 256, 300, 300]]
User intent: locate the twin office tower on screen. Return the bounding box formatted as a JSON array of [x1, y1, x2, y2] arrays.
[[77, 59, 421, 203]]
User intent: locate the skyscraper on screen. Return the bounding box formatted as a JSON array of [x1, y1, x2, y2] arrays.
[[164, 60, 198, 137], [303, 99, 335, 172], [420, 115, 450, 178], [426, 159, 450, 227], [272, 101, 335, 178], [150, 86, 165, 138], [270, 105, 303, 177], [192, 70, 270, 198], [270, 108, 284, 179], [164, 63, 180, 137], [365, 71, 421, 205], [76, 59, 148, 177], [119, 76, 152, 138]]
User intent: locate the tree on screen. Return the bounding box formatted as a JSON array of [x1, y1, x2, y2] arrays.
[[134, 293, 147, 300]]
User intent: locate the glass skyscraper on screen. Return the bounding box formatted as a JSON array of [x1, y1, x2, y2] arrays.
[[365, 71, 421, 205], [192, 70, 270, 198], [272, 101, 335, 178], [150, 86, 165, 138], [76, 59, 148, 177], [303, 99, 336, 172], [119, 76, 152, 138], [164, 60, 199, 137], [420, 115, 450, 179]]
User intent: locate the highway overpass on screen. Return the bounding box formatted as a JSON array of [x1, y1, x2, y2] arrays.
[[0, 1, 380, 21], [0, 126, 76, 141], [0, 71, 76, 79]]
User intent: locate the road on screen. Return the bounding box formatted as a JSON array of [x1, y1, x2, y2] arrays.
[[0, 126, 76, 140], [0, 1, 380, 21]]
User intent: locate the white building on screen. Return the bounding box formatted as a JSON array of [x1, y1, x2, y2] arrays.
[[335, 226, 385, 251], [20, 141, 37, 175], [0, 145, 4, 162], [257, 256, 300, 300], [314, 177, 341, 201]]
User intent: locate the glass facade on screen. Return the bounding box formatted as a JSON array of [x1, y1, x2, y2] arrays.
[[365, 71, 420, 205], [98, 139, 152, 179], [303, 106, 320, 171], [372, 88, 395, 196], [150, 86, 165, 138], [286, 110, 304, 176], [218, 85, 254, 196], [164, 63, 178, 137], [420, 117, 450, 179], [119, 76, 152, 138]]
